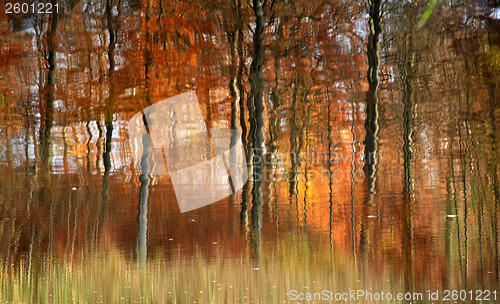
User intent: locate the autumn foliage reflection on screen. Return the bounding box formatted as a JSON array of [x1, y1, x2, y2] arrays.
[[0, 0, 499, 296]]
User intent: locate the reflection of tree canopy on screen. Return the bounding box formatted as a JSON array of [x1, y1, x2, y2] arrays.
[[0, 0, 499, 291]]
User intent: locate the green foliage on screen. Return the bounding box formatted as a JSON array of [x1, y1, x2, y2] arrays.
[[417, 0, 438, 28], [0, 246, 409, 304], [485, 45, 500, 82]]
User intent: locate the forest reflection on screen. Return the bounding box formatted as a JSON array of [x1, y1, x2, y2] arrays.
[[1, 0, 499, 302]]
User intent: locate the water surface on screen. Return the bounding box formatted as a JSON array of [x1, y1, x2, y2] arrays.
[[0, 0, 499, 302]]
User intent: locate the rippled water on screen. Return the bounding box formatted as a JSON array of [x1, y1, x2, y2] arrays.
[[0, 0, 499, 302]]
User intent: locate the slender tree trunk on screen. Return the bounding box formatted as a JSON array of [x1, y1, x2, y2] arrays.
[[249, 0, 266, 265], [360, 0, 381, 257], [137, 0, 153, 265], [102, 0, 117, 218]]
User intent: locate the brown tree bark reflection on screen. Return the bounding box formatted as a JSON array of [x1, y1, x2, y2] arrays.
[[249, 0, 266, 264]]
